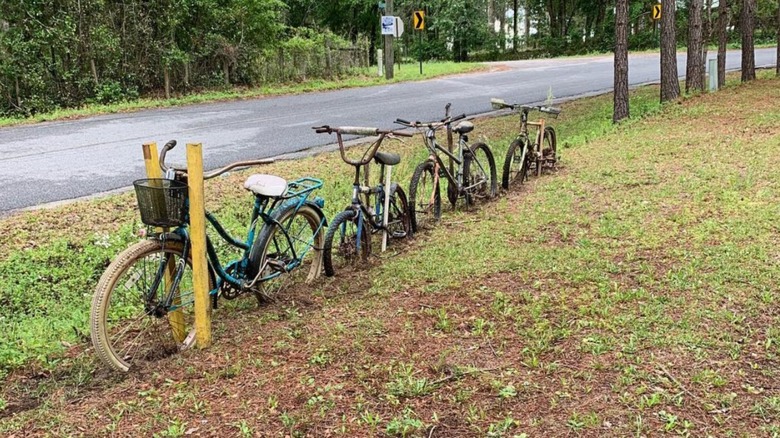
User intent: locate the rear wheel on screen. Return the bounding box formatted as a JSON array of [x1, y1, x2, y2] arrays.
[[541, 127, 557, 171], [385, 183, 411, 240], [90, 239, 214, 372], [248, 202, 325, 301], [323, 209, 372, 277], [501, 138, 530, 190], [464, 142, 497, 206], [408, 160, 441, 232]]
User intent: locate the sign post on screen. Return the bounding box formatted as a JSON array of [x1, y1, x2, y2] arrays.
[[186, 143, 212, 348], [383, 0, 394, 79], [413, 10, 425, 75]]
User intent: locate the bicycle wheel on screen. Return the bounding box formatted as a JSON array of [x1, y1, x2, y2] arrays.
[[463, 142, 498, 206], [90, 239, 213, 372], [408, 160, 441, 232], [541, 127, 557, 171], [501, 138, 530, 190], [385, 183, 411, 240], [323, 209, 372, 277], [248, 201, 325, 301]]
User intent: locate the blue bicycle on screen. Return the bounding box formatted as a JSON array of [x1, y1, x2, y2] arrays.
[[90, 140, 326, 372]]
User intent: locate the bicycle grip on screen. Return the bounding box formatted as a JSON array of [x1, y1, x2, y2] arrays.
[[339, 126, 379, 136], [395, 118, 411, 125], [162, 140, 177, 151], [392, 131, 414, 138], [312, 126, 330, 134], [452, 114, 467, 122]]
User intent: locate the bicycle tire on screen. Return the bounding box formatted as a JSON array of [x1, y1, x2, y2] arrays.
[[501, 138, 530, 190], [408, 160, 441, 232], [323, 209, 372, 277], [90, 239, 214, 372], [248, 201, 325, 301], [386, 183, 411, 240], [463, 142, 498, 206], [542, 126, 557, 170]]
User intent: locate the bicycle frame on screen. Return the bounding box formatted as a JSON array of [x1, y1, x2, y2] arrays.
[[152, 177, 326, 307], [345, 159, 394, 253], [519, 110, 548, 176], [423, 128, 490, 198]]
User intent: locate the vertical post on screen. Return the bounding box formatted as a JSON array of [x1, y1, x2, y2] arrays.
[[186, 143, 212, 348], [382, 165, 392, 252], [419, 31, 423, 75], [385, 0, 394, 79], [378, 49, 384, 76], [142, 143, 185, 342], [708, 58, 717, 91]]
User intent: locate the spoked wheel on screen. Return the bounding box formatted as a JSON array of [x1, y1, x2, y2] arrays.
[[501, 138, 530, 190], [248, 202, 325, 302], [385, 183, 411, 240], [90, 239, 214, 372], [408, 160, 441, 232], [464, 142, 498, 206], [323, 209, 372, 277], [541, 127, 557, 172]]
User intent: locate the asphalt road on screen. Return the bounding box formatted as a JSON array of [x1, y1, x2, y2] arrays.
[[0, 48, 776, 213]]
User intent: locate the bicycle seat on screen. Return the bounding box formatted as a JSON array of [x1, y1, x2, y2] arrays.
[[374, 151, 401, 166], [453, 121, 474, 134], [244, 174, 287, 197]]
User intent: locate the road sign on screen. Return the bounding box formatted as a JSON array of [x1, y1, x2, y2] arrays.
[[394, 17, 404, 37], [413, 11, 425, 30], [381, 16, 395, 35], [652, 4, 661, 20]]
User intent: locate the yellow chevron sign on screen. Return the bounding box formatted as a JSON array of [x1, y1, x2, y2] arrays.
[[652, 4, 661, 20], [413, 11, 425, 30]]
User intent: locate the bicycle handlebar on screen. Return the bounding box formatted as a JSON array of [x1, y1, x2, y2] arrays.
[[158, 139, 274, 180], [311, 125, 412, 166], [491, 98, 562, 116], [394, 113, 466, 130]]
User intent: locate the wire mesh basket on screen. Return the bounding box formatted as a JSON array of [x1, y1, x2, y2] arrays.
[[133, 178, 188, 227]]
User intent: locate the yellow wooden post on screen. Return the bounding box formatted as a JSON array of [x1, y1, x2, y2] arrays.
[[142, 143, 186, 343], [186, 143, 212, 348]]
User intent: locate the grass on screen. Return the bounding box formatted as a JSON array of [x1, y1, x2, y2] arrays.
[[0, 62, 484, 128], [1, 70, 780, 436]]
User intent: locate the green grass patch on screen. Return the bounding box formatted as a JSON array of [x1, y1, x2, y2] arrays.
[[2, 71, 780, 436]]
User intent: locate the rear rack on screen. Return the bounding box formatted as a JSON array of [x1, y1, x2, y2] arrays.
[[283, 177, 323, 199]]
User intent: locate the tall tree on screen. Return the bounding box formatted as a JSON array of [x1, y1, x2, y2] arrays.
[[717, 0, 731, 88], [614, 0, 629, 123], [686, 0, 705, 92], [661, 0, 681, 101], [512, 0, 518, 50], [741, 0, 756, 81], [776, 0, 779, 76]]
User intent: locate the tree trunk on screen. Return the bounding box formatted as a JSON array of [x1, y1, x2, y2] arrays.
[[223, 60, 230, 86], [614, 0, 630, 123], [661, 0, 681, 101], [686, 0, 705, 93], [776, 0, 779, 76], [184, 62, 190, 89], [90, 58, 98, 84], [15, 76, 21, 108], [513, 0, 519, 51], [164, 66, 170, 99], [717, 0, 731, 88], [741, 0, 756, 81], [524, 0, 530, 46], [499, 0, 507, 51]]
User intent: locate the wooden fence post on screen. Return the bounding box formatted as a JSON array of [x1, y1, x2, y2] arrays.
[[186, 143, 212, 348]]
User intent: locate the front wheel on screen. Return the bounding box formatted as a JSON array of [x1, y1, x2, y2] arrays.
[[463, 142, 498, 206], [408, 160, 441, 232], [90, 239, 214, 372], [248, 201, 325, 301], [501, 138, 530, 190], [323, 209, 372, 277]]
